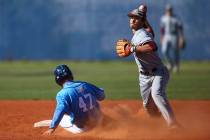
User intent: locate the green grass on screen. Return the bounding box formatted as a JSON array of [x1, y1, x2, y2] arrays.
[[167, 61, 210, 99], [0, 61, 210, 100]]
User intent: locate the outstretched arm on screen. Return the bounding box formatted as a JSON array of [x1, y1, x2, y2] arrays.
[[178, 24, 185, 49], [43, 95, 66, 135], [178, 24, 184, 38], [138, 4, 154, 37], [135, 41, 157, 54], [144, 19, 155, 38]]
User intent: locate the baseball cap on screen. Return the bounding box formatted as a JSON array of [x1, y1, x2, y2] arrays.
[[128, 8, 145, 18], [166, 4, 173, 11]]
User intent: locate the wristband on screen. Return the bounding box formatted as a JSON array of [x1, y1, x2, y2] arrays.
[[130, 45, 137, 53]]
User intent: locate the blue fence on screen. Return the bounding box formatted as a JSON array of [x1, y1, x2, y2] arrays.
[[0, 0, 210, 60]]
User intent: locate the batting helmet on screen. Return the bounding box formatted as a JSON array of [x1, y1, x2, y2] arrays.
[[54, 64, 74, 86]]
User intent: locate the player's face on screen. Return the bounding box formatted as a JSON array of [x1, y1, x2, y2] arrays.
[[166, 9, 173, 16], [129, 16, 144, 31]]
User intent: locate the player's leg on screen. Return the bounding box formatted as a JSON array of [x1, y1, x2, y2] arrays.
[[172, 38, 180, 73], [33, 116, 85, 133], [173, 47, 180, 73], [162, 40, 173, 72], [144, 94, 161, 117], [151, 66, 177, 126], [139, 74, 160, 117], [59, 114, 86, 134]]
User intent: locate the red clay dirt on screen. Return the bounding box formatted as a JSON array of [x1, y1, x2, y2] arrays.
[[0, 100, 210, 140]]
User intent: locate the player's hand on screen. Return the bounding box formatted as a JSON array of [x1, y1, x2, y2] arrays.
[[138, 4, 147, 17], [43, 128, 55, 136]]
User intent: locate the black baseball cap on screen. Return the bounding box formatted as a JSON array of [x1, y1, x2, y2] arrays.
[[128, 8, 145, 18]]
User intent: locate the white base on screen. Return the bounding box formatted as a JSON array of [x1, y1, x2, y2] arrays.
[[33, 115, 85, 134], [34, 120, 51, 127]]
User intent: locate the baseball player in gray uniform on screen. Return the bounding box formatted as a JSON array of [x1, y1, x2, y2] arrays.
[[160, 4, 185, 73], [116, 4, 180, 128]]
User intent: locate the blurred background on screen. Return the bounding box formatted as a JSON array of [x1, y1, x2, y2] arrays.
[[1, 0, 210, 61]]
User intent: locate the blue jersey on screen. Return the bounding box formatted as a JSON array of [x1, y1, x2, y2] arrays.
[[50, 81, 105, 129]]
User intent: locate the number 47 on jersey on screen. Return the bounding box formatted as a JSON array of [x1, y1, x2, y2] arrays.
[[79, 93, 94, 112]]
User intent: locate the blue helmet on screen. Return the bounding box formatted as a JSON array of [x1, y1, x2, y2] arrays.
[[54, 64, 73, 86]]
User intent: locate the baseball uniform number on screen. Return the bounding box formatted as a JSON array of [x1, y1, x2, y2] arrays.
[[79, 93, 94, 112]]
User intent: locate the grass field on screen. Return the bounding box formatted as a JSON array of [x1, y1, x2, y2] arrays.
[[0, 61, 210, 100]]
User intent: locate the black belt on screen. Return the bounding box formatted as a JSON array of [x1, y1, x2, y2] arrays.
[[140, 68, 157, 76]]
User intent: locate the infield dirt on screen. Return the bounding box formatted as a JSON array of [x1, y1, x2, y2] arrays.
[[0, 100, 210, 140]]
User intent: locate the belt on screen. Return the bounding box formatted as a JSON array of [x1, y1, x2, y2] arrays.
[[140, 68, 157, 76]]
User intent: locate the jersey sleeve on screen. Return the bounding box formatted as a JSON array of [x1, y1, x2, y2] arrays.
[[139, 30, 153, 45], [132, 29, 154, 47], [49, 92, 67, 129]]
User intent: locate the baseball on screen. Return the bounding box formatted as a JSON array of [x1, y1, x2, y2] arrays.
[[138, 4, 147, 13]]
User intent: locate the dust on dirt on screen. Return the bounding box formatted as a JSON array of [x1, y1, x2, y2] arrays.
[[0, 100, 210, 140]]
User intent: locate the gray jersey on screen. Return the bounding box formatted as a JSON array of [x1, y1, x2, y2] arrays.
[[160, 15, 182, 37], [131, 28, 163, 72], [160, 14, 183, 71], [131, 28, 176, 126]]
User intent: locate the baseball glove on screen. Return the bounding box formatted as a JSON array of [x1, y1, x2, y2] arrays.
[[116, 39, 133, 57]]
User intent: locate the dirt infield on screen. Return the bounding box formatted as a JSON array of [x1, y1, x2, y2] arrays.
[[0, 100, 210, 140]]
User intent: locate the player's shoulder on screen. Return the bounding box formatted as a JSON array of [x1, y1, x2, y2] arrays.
[[161, 15, 168, 22], [63, 81, 85, 88], [72, 80, 90, 87], [135, 28, 146, 36], [56, 81, 78, 96], [68, 81, 94, 91], [56, 89, 68, 99], [160, 15, 165, 20], [132, 28, 153, 45], [136, 28, 153, 39]]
